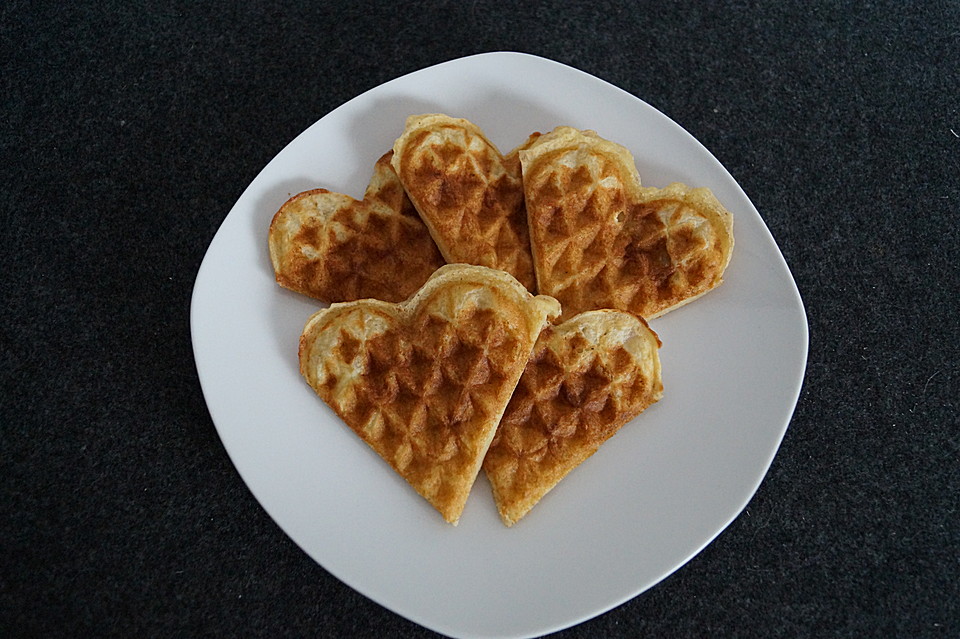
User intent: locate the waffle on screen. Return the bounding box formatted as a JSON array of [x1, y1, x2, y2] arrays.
[[268, 151, 445, 304], [483, 310, 663, 526], [391, 114, 539, 291], [298, 264, 561, 524], [520, 126, 734, 320]]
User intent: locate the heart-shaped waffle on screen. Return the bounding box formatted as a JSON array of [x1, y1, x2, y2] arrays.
[[391, 114, 539, 292], [520, 127, 734, 320], [269, 151, 445, 303], [299, 264, 561, 524], [483, 310, 663, 526]]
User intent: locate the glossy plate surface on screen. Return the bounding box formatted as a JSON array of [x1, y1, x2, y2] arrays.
[[191, 52, 808, 638]]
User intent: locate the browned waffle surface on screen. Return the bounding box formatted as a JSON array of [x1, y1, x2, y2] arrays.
[[521, 127, 734, 320], [299, 264, 561, 524], [483, 310, 663, 526], [391, 114, 538, 291], [268, 151, 445, 303]]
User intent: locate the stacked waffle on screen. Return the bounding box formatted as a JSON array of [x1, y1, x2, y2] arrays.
[[269, 114, 734, 526]]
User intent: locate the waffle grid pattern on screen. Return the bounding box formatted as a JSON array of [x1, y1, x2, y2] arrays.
[[523, 132, 732, 320], [483, 312, 662, 524], [269, 153, 444, 303], [395, 118, 537, 290], [300, 270, 555, 523]]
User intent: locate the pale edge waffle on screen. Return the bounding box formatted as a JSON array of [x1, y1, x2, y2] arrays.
[[484, 309, 663, 526], [519, 126, 735, 321], [391, 114, 539, 292], [268, 151, 444, 304], [298, 264, 561, 525]]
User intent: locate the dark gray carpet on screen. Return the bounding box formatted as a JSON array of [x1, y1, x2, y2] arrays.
[[3, 1, 957, 636]]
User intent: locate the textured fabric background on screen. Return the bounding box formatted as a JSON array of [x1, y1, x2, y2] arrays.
[[2, 1, 957, 637]]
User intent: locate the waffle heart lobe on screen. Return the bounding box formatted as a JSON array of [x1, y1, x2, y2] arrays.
[[298, 264, 561, 524], [483, 309, 663, 526], [391, 114, 539, 292], [268, 151, 445, 304], [520, 126, 734, 320]]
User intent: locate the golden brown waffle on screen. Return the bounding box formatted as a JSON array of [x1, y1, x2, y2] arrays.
[[483, 310, 663, 526], [268, 151, 445, 304], [298, 264, 561, 524], [391, 114, 539, 291], [520, 127, 734, 320]]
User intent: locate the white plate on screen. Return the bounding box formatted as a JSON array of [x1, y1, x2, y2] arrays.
[[191, 52, 808, 638]]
